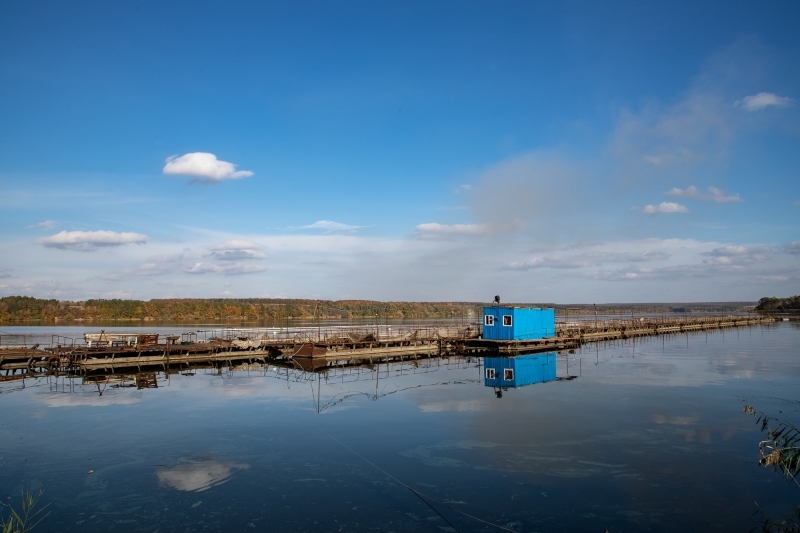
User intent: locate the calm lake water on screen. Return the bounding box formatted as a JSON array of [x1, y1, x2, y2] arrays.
[[1, 322, 798, 532]]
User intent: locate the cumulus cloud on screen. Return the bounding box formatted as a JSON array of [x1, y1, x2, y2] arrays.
[[36, 230, 148, 251], [163, 152, 253, 183], [207, 240, 266, 260], [641, 202, 688, 215], [414, 223, 490, 238], [108, 240, 269, 279], [701, 245, 772, 266], [27, 220, 56, 229], [301, 220, 364, 231], [666, 185, 742, 203], [735, 92, 794, 111]]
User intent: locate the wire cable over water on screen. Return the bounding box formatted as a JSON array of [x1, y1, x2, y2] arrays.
[[322, 430, 519, 533]]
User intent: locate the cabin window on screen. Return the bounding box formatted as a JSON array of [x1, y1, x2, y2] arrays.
[[485, 368, 496, 379], [502, 315, 512, 327], [504, 368, 514, 381], [484, 315, 495, 326]]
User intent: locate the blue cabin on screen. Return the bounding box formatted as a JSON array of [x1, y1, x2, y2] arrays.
[[483, 353, 556, 388], [482, 306, 555, 340]]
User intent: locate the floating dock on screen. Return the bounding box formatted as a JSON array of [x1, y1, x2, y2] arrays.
[[0, 314, 777, 379]]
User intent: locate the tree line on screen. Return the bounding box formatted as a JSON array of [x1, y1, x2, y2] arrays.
[[0, 296, 484, 322], [0, 295, 762, 323], [754, 296, 800, 312]]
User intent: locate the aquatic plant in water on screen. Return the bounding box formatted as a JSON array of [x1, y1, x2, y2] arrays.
[[0, 490, 50, 533], [744, 405, 800, 532]]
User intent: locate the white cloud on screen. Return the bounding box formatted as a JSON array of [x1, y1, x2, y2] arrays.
[[666, 185, 741, 203], [27, 220, 56, 230], [207, 240, 266, 260], [666, 185, 700, 198], [300, 220, 364, 231], [184, 262, 266, 275], [110, 241, 269, 279], [701, 245, 772, 266], [163, 152, 253, 183], [6, 223, 799, 301], [735, 92, 794, 111], [641, 202, 688, 215], [758, 275, 790, 282], [706, 186, 742, 203], [208, 250, 265, 261], [783, 241, 800, 255], [136, 253, 186, 275], [705, 245, 771, 258], [414, 223, 490, 237], [507, 250, 669, 271], [210, 240, 261, 250], [592, 244, 783, 281], [35, 230, 148, 251]]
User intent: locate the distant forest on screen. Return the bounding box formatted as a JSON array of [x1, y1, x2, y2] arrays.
[[0, 296, 484, 322], [0, 296, 758, 323], [754, 296, 800, 312]]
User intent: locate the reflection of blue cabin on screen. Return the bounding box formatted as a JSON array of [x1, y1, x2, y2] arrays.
[[483, 353, 556, 388], [482, 307, 555, 340]]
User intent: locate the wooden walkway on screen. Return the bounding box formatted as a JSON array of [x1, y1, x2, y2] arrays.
[[0, 315, 777, 377]]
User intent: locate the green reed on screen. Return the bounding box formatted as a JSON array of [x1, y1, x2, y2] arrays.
[[744, 405, 800, 532], [1, 490, 50, 533]]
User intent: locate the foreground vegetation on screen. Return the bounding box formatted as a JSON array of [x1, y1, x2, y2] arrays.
[[744, 406, 800, 532], [1, 489, 49, 533]]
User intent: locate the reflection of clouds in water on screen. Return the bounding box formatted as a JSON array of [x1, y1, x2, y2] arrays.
[[417, 399, 487, 412], [37, 392, 142, 407], [651, 414, 700, 425], [157, 459, 249, 492]]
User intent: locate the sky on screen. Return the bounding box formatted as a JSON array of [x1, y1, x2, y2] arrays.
[[0, 0, 799, 303]]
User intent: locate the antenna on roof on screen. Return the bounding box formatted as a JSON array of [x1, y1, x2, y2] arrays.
[[493, 295, 500, 306]]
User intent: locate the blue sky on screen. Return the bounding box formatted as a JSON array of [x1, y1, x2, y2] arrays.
[[1, 0, 798, 302]]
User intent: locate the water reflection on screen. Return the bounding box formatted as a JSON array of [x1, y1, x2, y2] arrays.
[[0, 324, 797, 532], [157, 459, 250, 492], [484, 353, 557, 393], [11, 353, 581, 413]]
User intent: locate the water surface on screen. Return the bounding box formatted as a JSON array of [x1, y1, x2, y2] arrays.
[[1, 323, 798, 532]]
